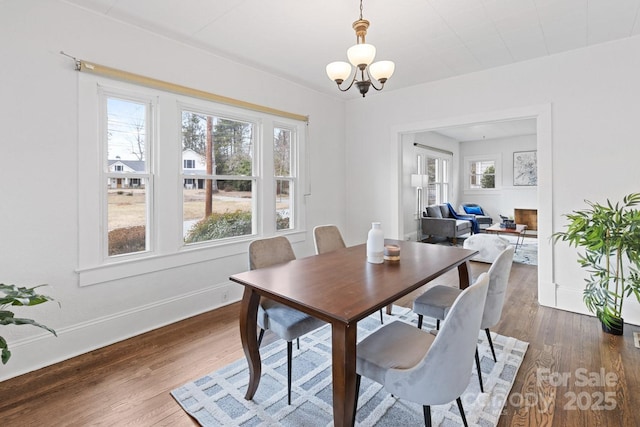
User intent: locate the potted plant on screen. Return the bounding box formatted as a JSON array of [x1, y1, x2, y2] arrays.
[[552, 193, 640, 335], [0, 283, 57, 364]]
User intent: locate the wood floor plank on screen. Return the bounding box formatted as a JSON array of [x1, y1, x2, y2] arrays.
[[1, 261, 639, 426]]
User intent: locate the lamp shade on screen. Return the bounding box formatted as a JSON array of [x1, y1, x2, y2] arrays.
[[326, 61, 352, 82], [347, 43, 376, 67], [369, 60, 395, 82], [411, 174, 428, 188]]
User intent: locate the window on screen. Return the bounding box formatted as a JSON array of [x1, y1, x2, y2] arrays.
[[274, 127, 295, 230], [78, 74, 307, 286], [104, 95, 152, 257], [181, 110, 255, 244], [469, 160, 495, 189], [465, 154, 501, 192], [421, 153, 451, 206]]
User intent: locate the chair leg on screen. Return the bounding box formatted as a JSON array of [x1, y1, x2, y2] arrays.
[[485, 328, 497, 362], [257, 328, 265, 347], [475, 347, 484, 393], [423, 405, 431, 427], [353, 374, 361, 427], [456, 397, 468, 427], [380, 309, 384, 324], [417, 314, 423, 329], [287, 341, 293, 405]]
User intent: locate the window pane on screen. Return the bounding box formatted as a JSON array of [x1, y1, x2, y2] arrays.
[[107, 97, 147, 166], [276, 179, 292, 230], [274, 127, 294, 231], [274, 128, 292, 176], [470, 160, 495, 189], [426, 158, 436, 183], [442, 160, 449, 183], [182, 112, 253, 176], [107, 184, 147, 256], [183, 179, 253, 243]]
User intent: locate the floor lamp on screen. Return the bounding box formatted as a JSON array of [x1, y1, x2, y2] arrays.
[[411, 172, 428, 242]]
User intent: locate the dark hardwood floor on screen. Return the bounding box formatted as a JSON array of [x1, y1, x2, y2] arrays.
[[1, 261, 639, 426]]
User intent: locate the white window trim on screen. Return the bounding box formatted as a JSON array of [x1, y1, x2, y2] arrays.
[[274, 124, 297, 231], [419, 149, 453, 205], [463, 153, 502, 194], [101, 89, 155, 260], [77, 74, 307, 287]]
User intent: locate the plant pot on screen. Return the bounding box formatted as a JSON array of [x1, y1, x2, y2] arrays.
[[601, 317, 624, 335]]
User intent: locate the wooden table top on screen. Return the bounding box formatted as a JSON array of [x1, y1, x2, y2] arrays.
[[486, 223, 527, 234], [230, 239, 477, 325]]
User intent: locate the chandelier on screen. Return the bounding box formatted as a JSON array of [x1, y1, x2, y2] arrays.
[[326, 0, 395, 97]]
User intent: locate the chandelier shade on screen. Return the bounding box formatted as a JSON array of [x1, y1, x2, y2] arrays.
[[326, 61, 352, 83], [326, 0, 395, 97], [369, 60, 395, 82], [347, 43, 376, 67]]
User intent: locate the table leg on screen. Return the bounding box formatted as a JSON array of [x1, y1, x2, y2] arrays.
[[457, 260, 472, 289], [239, 287, 261, 400], [331, 322, 358, 427]]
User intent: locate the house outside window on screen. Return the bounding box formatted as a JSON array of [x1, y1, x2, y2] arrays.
[[183, 159, 195, 169], [105, 95, 152, 257]]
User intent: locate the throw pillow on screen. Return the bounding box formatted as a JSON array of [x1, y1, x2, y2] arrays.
[[426, 205, 442, 218], [464, 205, 484, 215]]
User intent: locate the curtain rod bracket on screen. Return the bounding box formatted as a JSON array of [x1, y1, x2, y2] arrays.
[[60, 50, 81, 70]]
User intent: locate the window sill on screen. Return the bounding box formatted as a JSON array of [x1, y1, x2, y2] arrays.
[[77, 230, 306, 287]]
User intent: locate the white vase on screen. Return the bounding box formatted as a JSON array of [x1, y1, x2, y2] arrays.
[[367, 222, 384, 264]]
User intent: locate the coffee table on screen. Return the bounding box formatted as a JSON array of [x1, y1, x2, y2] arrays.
[[485, 223, 528, 251]]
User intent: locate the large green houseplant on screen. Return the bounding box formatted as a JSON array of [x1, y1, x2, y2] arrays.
[[552, 193, 640, 335], [0, 283, 57, 364]]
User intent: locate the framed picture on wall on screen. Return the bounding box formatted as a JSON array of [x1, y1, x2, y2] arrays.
[[513, 150, 537, 186]]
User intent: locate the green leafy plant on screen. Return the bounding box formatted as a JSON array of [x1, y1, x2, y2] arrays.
[[0, 284, 58, 364], [185, 211, 252, 243], [552, 193, 640, 331]]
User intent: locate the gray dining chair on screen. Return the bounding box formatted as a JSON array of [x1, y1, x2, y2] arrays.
[[313, 224, 384, 324], [412, 246, 515, 392], [249, 236, 326, 405], [354, 272, 490, 427]]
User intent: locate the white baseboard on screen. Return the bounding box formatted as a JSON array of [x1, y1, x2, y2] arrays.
[[555, 285, 640, 326], [0, 282, 243, 382]]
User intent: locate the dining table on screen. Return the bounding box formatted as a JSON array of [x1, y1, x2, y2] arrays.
[[229, 238, 478, 427]]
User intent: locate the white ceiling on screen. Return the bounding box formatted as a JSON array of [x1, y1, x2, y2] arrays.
[[66, 0, 640, 101], [433, 118, 537, 141], [63, 1, 637, 141]]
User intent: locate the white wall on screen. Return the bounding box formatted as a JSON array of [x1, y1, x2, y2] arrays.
[[459, 134, 537, 222], [0, 0, 346, 380], [344, 34, 640, 325]]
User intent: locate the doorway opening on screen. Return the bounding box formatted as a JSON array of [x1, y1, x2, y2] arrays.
[[390, 104, 554, 307]]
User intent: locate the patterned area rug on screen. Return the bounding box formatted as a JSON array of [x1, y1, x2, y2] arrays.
[[501, 235, 538, 266], [171, 307, 528, 426]]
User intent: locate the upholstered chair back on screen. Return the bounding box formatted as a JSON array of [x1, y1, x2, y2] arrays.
[[249, 236, 295, 270], [482, 246, 515, 330], [313, 225, 346, 254], [384, 272, 490, 405]]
